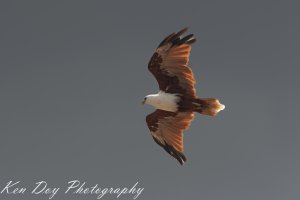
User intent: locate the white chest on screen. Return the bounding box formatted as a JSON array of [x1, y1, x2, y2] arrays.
[[146, 91, 179, 112]]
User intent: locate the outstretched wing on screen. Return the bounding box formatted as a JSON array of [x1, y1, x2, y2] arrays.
[[146, 109, 195, 164], [148, 28, 197, 98]]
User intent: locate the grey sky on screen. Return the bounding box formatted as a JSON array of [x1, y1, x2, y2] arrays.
[[0, 1, 300, 200]]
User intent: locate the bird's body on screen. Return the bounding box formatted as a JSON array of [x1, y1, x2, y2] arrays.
[[143, 28, 225, 164]]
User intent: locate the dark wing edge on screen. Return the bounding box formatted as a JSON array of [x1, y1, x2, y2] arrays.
[[152, 136, 187, 165], [157, 27, 196, 48]]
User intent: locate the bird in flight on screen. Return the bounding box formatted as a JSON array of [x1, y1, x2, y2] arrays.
[[142, 28, 225, 165]]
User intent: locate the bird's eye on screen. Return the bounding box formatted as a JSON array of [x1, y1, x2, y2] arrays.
[[144, 97, 147, 100]]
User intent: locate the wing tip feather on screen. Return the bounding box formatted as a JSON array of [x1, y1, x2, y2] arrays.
[[152, 136, 187, 165], [158, 27, 196, 48]]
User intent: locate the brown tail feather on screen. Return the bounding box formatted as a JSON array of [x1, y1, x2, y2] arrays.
[[193, 98, 225, 116]]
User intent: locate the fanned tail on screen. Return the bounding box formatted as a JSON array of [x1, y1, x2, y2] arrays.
[[193, 98, 225, 116]]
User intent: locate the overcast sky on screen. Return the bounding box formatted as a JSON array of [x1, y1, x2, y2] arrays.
[[0, 1, 300, 200]]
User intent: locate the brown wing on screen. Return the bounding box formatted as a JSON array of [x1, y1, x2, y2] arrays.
[[146, 109, 195, 165], [148, 28, 197, 98]]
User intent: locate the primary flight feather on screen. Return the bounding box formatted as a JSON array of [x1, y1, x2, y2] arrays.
[[143, 28, 225, 165]]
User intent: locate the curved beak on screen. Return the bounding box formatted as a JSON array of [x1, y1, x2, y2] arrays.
[[142, 99, 146, 105]]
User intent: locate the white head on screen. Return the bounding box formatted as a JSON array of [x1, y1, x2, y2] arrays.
[[142, 94, 157, 106], [142, 91, 179, 112]]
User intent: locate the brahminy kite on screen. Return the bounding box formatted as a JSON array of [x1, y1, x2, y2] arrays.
[[142, 28, 225, 165]]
